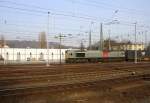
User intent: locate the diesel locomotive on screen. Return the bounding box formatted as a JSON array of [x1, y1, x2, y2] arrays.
[[65, 50, 125, 63], [65, 50, 147, 63]]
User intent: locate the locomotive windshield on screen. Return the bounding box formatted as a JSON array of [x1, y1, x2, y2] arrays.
[[76, 53, 85, 57]]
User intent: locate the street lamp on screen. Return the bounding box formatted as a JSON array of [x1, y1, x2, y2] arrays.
[[134, 22, 137, 64], [100, 10, 119, 51], [104, 20, 120, 51], [46, 11, 50, 67], [108, 29, 111, 51]]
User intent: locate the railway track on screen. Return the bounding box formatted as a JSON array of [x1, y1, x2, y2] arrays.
[[0, 75, 148, 97], [0, 68, 150, 95], [0, 66, 149, 82], [0, 62, 149, 69], [0, 63, 149, 72], [0, 63, 150, 97]]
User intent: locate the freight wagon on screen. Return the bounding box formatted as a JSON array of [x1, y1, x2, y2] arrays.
[[125, 50, 145, 61]]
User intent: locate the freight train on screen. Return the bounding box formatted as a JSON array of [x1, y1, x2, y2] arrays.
[[65, 50, 148, 63]]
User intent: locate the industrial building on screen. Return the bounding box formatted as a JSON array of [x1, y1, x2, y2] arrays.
[[0, 48, 69, 64]]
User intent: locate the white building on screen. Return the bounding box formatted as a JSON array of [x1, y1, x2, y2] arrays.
[[123, 44, 145, 50], [111, 44, 145, 51], [0, 48, 71, 64]]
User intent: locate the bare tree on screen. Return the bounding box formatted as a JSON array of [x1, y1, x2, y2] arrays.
[[0, 35, 5, 48], [39, 32, 47, 48]]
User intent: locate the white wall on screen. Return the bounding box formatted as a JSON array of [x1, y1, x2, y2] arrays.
[[0, 48, 69, 63]]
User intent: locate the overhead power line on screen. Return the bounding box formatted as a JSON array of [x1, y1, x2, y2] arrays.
[[0, 0, 108, 21], [0, 5, 101, 21], [85, 0, 148, 14], [0, 0, 149, 44], [1, 0, 149, 26], [64, 0, 150, 17], [1, 4, 149, 28], [0, 5, 47, 14]]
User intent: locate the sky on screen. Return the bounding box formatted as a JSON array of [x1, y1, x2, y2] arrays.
[[0, 0, 150, 47]]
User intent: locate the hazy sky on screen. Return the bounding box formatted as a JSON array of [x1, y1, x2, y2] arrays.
[[0, 0, 150, 46]]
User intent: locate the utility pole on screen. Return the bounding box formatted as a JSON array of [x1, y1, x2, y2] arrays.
[[89, 30, 91, 50], [89, 22, 94, 50], [134, 22, 137, 64], [80, 39, 85, 51], [145, 30, 147, 50], [55, 34, 66, 65], [59, 34, 62, 65], [108, 29, 111, 51], [46, 11, 50, 67], [100, 23, 103, 51]]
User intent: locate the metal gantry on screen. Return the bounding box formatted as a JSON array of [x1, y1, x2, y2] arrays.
[[54, 33, 67, 65]]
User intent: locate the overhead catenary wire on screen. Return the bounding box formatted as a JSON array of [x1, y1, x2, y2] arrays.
[[0, 0, 149, 47], [0, 5, 101, 22], [0, 2, 149, 27], [0, 0, 109, 21], [64, 0, 150, 17], [1, 0, 150, 22]]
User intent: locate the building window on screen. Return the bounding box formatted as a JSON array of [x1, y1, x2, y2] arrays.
[[51, 52, 54, 61], [39, 52, 44, 60], [30, 52, 32, 59], [17, 52, 21, 61], [6, 52, 9, 60]]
